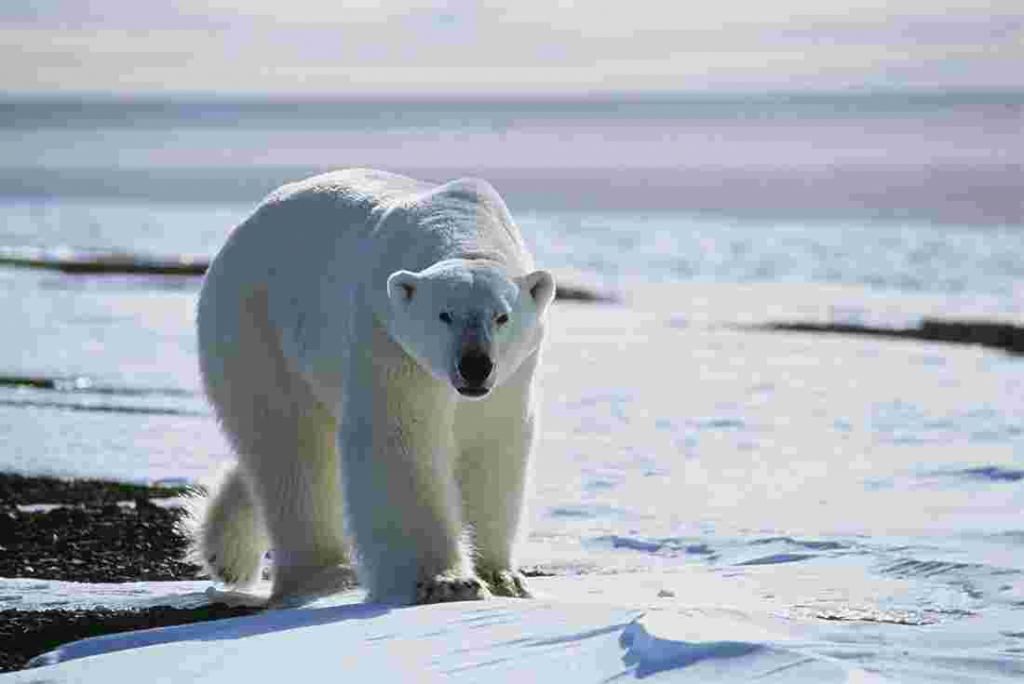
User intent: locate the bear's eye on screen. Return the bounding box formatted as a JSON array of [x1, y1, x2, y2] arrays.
[[439, 312, 453, 325], [495, 313, 509, 326]]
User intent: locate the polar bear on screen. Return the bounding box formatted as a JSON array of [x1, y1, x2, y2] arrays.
[[191, 168, 554, 606]]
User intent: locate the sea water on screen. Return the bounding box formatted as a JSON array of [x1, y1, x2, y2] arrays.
[[1, 91, 1022, 293]]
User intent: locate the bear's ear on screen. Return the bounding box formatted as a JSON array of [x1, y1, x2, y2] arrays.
[[386, 270, 419, 306], [521, 270, 555, 311]]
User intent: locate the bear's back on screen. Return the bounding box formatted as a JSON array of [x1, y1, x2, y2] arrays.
[[257, 168, 434, 239], [266, 169, 433, 214], [204, 169, 432, 284]]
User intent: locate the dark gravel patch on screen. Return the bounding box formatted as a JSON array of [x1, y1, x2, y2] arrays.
[[0, 473, 263, 672], [0, 473, 199, 582], [0, 499, 200, 583]]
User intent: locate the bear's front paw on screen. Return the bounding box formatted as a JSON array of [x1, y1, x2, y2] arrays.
[[479, 569, 531, 598], [416, 574, 491, 604]]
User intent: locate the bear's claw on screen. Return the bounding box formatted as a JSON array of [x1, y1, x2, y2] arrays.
[[416, 574, 490, 604], [480, 569, 531, 598]]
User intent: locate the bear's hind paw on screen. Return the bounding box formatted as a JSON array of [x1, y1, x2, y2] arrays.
[[480, 569, 531, 598], [268, 564, 359, 609], [206, 553, 260, 588], [416, 574, 490, 604]]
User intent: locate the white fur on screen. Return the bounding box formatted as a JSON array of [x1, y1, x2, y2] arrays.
[[193, 168, 553, 605]]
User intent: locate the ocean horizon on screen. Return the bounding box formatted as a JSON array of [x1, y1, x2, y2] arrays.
[[2, 89, 1021, 220], [2, 88, 1022, 299]]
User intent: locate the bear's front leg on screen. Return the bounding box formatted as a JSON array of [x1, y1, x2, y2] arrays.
[[339, 348, 488, 604], [453, 351, 539, 598]]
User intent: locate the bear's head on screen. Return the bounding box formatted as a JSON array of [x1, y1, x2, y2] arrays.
[[386, 260, 554, 398]]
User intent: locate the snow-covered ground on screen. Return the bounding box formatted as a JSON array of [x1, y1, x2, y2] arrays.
[[4, 280, 1023, 681], [11, 577, 892, 682]]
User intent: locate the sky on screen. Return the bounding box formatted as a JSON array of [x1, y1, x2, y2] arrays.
[[2, 0, 1023, 95]]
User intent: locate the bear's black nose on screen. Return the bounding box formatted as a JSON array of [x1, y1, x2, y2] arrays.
[[458, 352, 493, 386]]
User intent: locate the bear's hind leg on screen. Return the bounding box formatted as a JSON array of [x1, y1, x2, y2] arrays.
[[243, 393, 353, 605], [188, 464, 267, 587], [203, 287, 351, 605]]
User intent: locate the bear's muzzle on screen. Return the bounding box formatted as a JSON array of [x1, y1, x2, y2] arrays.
[[456, 350, 494, 396]]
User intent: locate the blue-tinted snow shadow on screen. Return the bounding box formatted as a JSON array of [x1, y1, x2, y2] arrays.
[[617, 621, 764, 679], [916, 464, 1024, 487], [29, 602, 391, 668], [592, 534, 716, 557], [736, 553, 815, 566], [955, 466, 1024, 483]]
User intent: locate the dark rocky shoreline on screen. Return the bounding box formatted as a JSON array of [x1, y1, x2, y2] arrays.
[[0, 473, 260, 672], [0, 249, 617, 303]]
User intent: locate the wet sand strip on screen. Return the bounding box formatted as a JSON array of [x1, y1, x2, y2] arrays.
[[0, 375, 194, 397], [754, 319, 1024, 356], [0, 248, 207, 276], [0, 377, 203, 416], [0, 397, 206, 417]]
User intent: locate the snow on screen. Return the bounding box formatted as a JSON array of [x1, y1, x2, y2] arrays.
[[5, 281, 1024, 681], [11, 578, 884, 683]]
